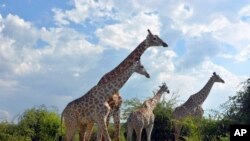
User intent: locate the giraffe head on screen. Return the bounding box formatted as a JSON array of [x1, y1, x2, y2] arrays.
[[134, 60, 150, 78], [145, 29, 168, 47], [157, 82, 170, 94], [143, 82, 170, 110], [212, 72, 225, 83]]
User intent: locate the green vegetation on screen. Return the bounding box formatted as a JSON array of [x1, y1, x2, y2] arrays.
[[0, 78, 249, 141]]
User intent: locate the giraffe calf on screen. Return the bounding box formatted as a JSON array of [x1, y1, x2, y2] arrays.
[[126, 83, 170, 141]]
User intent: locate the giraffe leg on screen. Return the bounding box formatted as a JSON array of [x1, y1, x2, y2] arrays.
[[135, 127, 142, 141], [79, 123, 87, 141], [96, 117, 111, 141], [127, 124, 133, 141], [113, 109, 121, 141], [84, 122, 94, 141], [96, 104, 111, 141], [101, 112, 112, 141], [146, 123, 154, 141], [64, 120, 78, 141]]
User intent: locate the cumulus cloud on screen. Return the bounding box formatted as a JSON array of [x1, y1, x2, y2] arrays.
[[0, 13, 104, 121], [1, 0, 250, 120], [53, 0, 114, 25], [96, 12, 162, 50], [155, 59, 246, 110], [176, 34, 223, 70]]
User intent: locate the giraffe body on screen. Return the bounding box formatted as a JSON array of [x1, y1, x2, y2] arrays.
[[127, 83, 170, 141], [172, 72, 225, 141], [62, 60, 149, 141]]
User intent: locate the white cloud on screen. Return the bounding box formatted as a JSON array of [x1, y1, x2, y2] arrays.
[[0, 13, 105, 121], [53, 0, 114, 25], [2, 14, 38, 48], [239, 5, 250, 18], [1, 0, 250, 121], [0, 109, 10, 121], [96, 12, 161, 50], [170, 7, 250, 63], [155, 59, 246, 111], [173, 3, 193, 20], [235, 45, 250, 62]]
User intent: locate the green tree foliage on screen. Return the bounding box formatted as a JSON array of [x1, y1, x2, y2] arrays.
[[121, 97, 142, 120], [17, 105, 61, 141], [151, 99, 175, 141], [0, 121, 29, 141], [0, 105, 61, 141], [222, 78, 250, 124]]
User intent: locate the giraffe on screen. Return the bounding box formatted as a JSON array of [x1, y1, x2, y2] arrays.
[[97, 29, 168, 85], [126, 82, 170, 141], [87, 29, 167, 141], [172, 72, 225, 141], [61, 60, 150, 141]]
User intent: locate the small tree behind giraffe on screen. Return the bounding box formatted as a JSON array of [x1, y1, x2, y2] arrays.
[[126, 82, 170, 141]]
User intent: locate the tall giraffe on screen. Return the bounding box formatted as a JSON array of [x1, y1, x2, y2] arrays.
[[97, 29, 168, 85], [89, 29, 167, 141], [172, 72, 225, 141], [61, 60, 150, 141], [127, 82, 170, 141]]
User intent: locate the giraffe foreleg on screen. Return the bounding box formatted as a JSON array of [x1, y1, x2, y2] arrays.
[[101, 111, 112, 141], [84, 122, 94, 141], [127, 124, 133, 141], [113, 108, 121, 141], [96, 103, 111, 141], [79, 123, 87, 141], [146, 123, 154, 141], [96, 117, 111, 141], [134, 127, 142, 141]]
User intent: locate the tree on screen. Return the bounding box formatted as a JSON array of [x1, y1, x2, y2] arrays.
[[121, 97, 142, 120], [18, 105, 61, 141], [222, 78, 250, 124]]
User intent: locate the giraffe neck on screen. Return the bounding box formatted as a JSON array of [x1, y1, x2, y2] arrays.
[[192, 77, 215, 105], [154, 92, 164, 103], [150, 91, 164, 109], [98, 40, 148, 85], [98, 63, 137, 100]]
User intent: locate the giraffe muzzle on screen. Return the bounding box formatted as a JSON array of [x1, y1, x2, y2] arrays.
[[162, 42, 168, 47]]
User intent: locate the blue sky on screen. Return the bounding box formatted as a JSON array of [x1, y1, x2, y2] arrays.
[[0, 0, 250, 121]]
